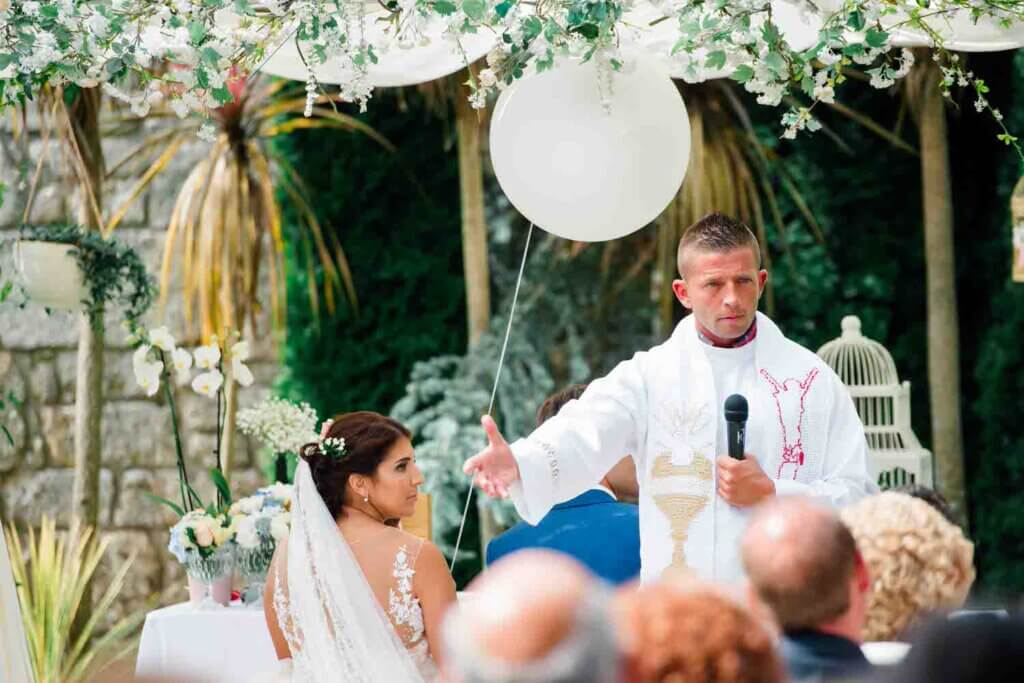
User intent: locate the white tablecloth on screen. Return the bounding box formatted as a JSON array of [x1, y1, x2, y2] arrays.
[[135, 601, 279, 682]]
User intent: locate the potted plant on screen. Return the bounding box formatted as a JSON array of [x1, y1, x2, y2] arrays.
[[12, 224, 155, 328]]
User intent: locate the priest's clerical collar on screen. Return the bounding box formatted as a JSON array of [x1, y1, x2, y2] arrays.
[[697, 319, 758, 349]]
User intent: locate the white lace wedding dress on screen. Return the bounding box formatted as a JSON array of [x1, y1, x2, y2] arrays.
[[268, 461, 440, 682]]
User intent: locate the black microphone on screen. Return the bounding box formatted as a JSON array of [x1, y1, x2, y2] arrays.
[[724, 394, 748, 460]]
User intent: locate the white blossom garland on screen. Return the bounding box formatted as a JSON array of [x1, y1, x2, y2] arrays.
[[0, 0, 1021, 145]]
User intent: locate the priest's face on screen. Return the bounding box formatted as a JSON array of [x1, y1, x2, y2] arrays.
[[672, 246, 767, 342]]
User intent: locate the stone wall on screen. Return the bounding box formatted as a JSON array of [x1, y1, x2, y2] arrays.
[[0, 107, 280, 622]]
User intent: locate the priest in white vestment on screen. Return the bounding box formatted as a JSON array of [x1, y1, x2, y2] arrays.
[[466, 213, 877, 583]]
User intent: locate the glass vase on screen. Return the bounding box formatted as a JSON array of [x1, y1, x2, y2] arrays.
[[184, 545, 235, 607], [236, 538, 276, 605]]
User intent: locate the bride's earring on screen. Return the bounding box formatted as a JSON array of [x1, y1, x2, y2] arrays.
[[363, 496, 368, 504]]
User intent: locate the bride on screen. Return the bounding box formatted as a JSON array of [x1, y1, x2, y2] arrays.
[[263, 411, 456, 682]]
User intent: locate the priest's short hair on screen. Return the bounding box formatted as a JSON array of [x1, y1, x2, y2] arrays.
[[677, 212, 762, 277]]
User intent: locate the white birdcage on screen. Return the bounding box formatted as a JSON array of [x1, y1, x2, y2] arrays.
[[817, 316, 934, 490]]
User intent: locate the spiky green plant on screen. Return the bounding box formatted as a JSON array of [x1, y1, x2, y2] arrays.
[[4, 518, 144, 683]]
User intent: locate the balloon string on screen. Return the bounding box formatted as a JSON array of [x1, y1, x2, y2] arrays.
[[449, 222, 535, 573]]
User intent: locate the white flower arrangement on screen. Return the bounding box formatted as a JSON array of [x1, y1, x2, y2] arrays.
[[237, 397, 319, 456], [228, 483, 294, 550], [0, 0, 1020, 148], [168, 509, 235, 562]]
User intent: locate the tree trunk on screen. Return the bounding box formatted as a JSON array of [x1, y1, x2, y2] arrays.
[[455, 78, 496, 557], [909, 51, 968, 523], [70, 87, 105, 530], [455, 82, 491, 349]]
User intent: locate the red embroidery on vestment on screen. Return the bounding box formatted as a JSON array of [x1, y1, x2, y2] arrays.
[[759, 368, 820, 480]]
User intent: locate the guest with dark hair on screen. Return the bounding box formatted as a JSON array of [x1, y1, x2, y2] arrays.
[[486, 385, 641, 584], [890, 484, 957, 525], [884, 613, 1024, 683], [742, 497, 872, 682]]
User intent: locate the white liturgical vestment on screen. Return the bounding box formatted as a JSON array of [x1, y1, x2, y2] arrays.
[[508, 312, 877, 583]]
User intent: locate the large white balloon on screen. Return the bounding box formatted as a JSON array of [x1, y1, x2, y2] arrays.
[[258, 13, 496, 87], [490, 52, 690, 242], [888, 11, 1024, 51]]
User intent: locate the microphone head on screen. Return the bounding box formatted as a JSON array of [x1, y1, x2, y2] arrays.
[[724, 394, 748, 422]]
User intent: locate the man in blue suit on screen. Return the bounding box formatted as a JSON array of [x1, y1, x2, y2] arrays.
[[486, 384, 641, 585]]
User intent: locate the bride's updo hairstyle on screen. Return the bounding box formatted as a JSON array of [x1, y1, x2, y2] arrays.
[[299, 411, 412, 519]]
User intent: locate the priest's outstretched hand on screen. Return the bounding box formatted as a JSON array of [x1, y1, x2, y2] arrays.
[[464, 415, 521, 499], [716, 455, 775, 507]]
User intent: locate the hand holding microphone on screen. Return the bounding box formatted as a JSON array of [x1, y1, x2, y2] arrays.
[[717, 394, 775, 507]]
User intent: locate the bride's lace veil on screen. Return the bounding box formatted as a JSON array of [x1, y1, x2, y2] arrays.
[[272, 459, 426, 682]]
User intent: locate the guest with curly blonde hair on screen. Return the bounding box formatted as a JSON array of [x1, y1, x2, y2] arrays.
[[840, 491, 976, 642], [615, 582, 783, 683]]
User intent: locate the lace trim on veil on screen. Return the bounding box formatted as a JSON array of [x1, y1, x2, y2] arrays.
[[273, 460, 426, 682]]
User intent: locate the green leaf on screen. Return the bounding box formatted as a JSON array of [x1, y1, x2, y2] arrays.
[[764, 51, 786, 76], [495, 0, 513, 18], [761, 21, 781, 44], [865, 28, 889, 49], [571, 23, 600, 40], [0, 54, 14, 70], [210, 467, 232, 507], [846, 10, 865, 31], [211, 84, 234, 105], [201, 47, 222, 65], [432, 0, 457, 16], [704, 50, 727, 71], [731, 64, 755, 83], [189, 20, 207, 45], [142, 491, 186, 518], [462, 0, 486, 21]]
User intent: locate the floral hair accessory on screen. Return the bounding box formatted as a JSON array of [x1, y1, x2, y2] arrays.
[[319, 436, 347, 460]]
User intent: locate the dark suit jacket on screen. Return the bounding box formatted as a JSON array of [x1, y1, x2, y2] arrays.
[[486, 489, 641, 585], [781, 630, 873, 682]]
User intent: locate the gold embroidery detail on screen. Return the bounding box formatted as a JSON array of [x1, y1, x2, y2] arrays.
[[653, 493, 710, 573], [650, 451, 714, 480]]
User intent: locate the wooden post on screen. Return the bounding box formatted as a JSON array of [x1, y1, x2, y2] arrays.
[[908, 51, 968, 523], [69, 87, 106, 530]]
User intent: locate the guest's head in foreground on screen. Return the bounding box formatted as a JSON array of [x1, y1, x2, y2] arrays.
[[536, 383, 638, 500], [743, 496, 869, 637], [673, 212, 767, 344], [841, 491, 975, 641], [442, 550, 619, 683], [884, 613, 1024, 683], [742, 496, 872, 681], [615, 581, 783, 683], [299, 411, 422, 522]]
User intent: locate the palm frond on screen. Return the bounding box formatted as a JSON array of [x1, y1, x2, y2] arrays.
[[5, 518, 143, 683]]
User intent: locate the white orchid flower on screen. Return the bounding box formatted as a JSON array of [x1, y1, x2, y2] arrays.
[[230, 340, 254, 386], [193, 343, 221, 370], [231, 340, 250, 362], [132, 345, 152, 373], [148, 326, 176, 352], [191, 369, 224, 398], [132, 345, 163, 397], [135, 363, 162, 397], [233, 358, 254, 387], [172, 347, 193, 373]]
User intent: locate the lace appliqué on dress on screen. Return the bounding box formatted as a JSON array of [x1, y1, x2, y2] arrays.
[[388, 545, 426, 646]]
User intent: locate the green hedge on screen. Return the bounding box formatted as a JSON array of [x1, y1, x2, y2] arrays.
[[274, 90, 467, 420]]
